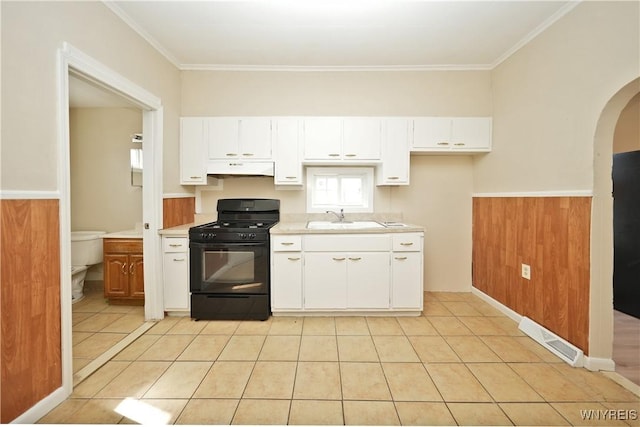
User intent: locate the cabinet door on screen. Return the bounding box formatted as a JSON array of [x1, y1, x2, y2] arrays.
[[274, 119, 302, 185], [163, 252, 189, 310], [378, 118, 410, 185], [391, 252, 423, 309], [303, 118, 342, 160], [271, 252, 303, 309], [450, 117, 492, 151], [207, 117, 240, 159], [129, 254, 145, 299], [104, 254, 129, 298], [347, 252, 390, 309], [180, 118, 207, 185], [239, 118, 272, 159], [412, 117, 452, 150], [304, 252, 347, 309], [343, 118, 382, 160]]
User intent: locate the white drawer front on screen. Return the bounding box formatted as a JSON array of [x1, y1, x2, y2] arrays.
[[163, 237, 189, 252], [392, 233, 423, 252], [272, 235, 302, 251], [304, 234, 390, 252]]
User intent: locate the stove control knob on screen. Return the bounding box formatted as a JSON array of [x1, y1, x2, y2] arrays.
[[239, 233, 247, 239], [250, 233, 257, 239], [207, 233, 217, 239]]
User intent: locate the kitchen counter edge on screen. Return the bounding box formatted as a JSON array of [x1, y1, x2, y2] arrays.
[[270, 222, 425, 235]]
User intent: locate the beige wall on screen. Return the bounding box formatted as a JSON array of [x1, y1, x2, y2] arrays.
[[70, 108, 143, 232], [182, 70, 490, 291], [474, 1, 640, 193], [1, 1, 181, 193], [613, 92, 640, 154]]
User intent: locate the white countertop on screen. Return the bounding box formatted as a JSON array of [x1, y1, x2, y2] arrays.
[[271, 221, 424, 235], [103, 229, 143, 239]]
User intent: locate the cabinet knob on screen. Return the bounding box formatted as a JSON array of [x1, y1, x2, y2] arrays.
[[242, 153, 254, 156], [287, 257, 301, 261], [281, 242, 295, 246], [121, 263, 127, 275], [387, 176, 399, 180], [345, 154, 356, 157], [226, 153, 238, 156], [400, 242, 414, 246], [129, 263, 135, 274], [285, 176, 297, 180], [169, 243, 183, 247], [332, 257, 346, 261], [348, 257, 362, 261], [189, 176, 202, 179], [395, 256, 408, 260], [328, 153, 340, 157], [173, 258, 186, 262]]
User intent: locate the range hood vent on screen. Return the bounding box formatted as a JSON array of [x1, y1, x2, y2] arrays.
[[207, 161, 274, 177]]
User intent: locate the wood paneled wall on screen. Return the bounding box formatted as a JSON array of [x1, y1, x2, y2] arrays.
[[472, 196, 592, 354], [1, 199, 61, 423], [163, 197, 195, 228]]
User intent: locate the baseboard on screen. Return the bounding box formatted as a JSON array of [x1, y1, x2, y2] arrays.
[[470, 286, 523, 323], [9, 386, 68, 424], [583, 356, 616, 372]]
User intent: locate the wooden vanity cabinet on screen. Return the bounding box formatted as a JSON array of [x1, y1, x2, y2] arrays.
[[103, 238, 144, 303]]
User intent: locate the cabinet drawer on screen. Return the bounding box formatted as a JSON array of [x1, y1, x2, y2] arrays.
[[392, 233, 423, 252], [304, 234, 390, 252], [104, 238, 142, 253], [272, 235, 302, 251], [163, 237, 188, 252]]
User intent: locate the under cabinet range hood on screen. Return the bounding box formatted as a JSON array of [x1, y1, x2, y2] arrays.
[[207, 161, 274, 177]]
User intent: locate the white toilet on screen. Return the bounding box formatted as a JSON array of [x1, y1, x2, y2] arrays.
[[71, 231, 106, 303]]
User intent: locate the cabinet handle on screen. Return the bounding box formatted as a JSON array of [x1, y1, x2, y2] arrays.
[[285, 176, 297, 179], [169, 243, 183, 247], [173, 258, 186, 262], [280, 242, 295, 246], [395, 256, 408, 260], [345, 154, 356, 157], [189, 176, 202, 179], [121, 263, 127, 275], [387, 176, 399, 180], [348, 257, 362, 261], [400, 242, 414, 246], [437, 142, 449, 146], [129, 263, 135, 274], [328, 153, 340, 157], [453, 142, 465, 147], [226, 153, 238, 156], [332, 257, 346, 261], [242, 153, 254, 156], [287, 257, 301, 261]]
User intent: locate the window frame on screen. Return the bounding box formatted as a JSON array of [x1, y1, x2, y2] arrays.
[[305, 166, 374, 213]]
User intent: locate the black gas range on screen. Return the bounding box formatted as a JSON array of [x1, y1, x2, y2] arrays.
[[189, 198, 280, 321]]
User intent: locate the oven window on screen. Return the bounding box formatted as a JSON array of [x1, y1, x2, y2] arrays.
[[199, 247, 267, 293]]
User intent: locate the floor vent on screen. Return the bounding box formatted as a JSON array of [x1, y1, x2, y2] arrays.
[[518, 317, 584, 366]]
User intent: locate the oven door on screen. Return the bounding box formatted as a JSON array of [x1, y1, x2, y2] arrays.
[[190, 241, 269, 295]]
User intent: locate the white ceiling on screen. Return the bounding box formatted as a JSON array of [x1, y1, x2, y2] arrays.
[[105, 0, 577, 70]]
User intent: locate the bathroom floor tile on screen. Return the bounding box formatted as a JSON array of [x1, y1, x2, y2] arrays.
[[288, 400, 344, 425], [73, 313, 126, 332]]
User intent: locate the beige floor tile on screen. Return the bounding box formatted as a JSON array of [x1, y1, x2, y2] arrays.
[[217, 335, 265, 360], [165, 317, 208, 335], [289, 400, 344, 425], [337, 335, 379, 362], [422, 301, 454, 316], [73, 357, 92, 373], [145, 317, 181, 335], [95, 361, 171, 398], [302, 317, 336, 335], [366, 316, 404, 335], [341, 362, 392, 400], [72, 331, 94, 346], [467, 363, 544, 402], [234, 318, 273, 335], [64, 398, 124, 424], [269, 316, 303, 335], [551, 402, 630, 426], [178, 335, 230, 361], [510, 363, 597, 401], [137, 334, 195, 361], [193, 361, 254, 398], [335, 316, 370, 335], [259, 335, 301, 360], [175, 399, 239, 424], [73, 313, 126, 332], [459, 316, 510, 335], [118, 398, 188, 424], [394, 402, 456, 426], [448, 402, 513, 426], [232, 399, 290, 425], [481, 336, 543, 362], [467, 300, 506, 317], [600, 402, 640, 427], [441, 301, 484, 316], [489, 316, 525, 335], [100, 314, 145, 333], [382, 362, 442, 401], [72, 311, 94, 325], [293, 361, 342, 400], [428, 316, 473, 336], [101, 304, 142, 314], [431, 292, 476, 302], [73, 332, 127, 358], [200, 320, 240, 334], [445, 336, 501, 362], [72, 361, 130, 398], [551, 363, 640, 402], [397, 316, 439, 335], [243, 361, 297, 399], [113, 334, 161, 361], [409, 336, 461, 363], [343, 401, 400, 425], [144, 361, 212, 398], [512, 336, 565, 363], [37, 398, 89, 424], [73, 300, 110, 314], [373, 335, 420, 362], [499, 402, 570, 426], [298, 335, 339, 361], [425, 363, 492, 402]]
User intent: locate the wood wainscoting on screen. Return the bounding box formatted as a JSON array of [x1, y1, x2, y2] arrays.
[[472, 196, 592, 354], [1, 199, 61, 423], [163, 197, 195, 228]]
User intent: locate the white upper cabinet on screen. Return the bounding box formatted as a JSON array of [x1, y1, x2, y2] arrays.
[[207, 117, 272, 160], [303, 117, 382, 161], [180, 117, 207, 185], [273, 118, 303, 185], [411, 117, 492, 153], [377, 118, 410, 186]]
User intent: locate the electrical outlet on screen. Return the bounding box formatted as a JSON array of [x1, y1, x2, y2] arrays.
[[521, 263, 531, 280]]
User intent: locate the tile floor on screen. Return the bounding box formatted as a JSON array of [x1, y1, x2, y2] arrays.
[[42, 292, 640, 426]]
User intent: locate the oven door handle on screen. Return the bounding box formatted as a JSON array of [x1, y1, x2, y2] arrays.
[[190, 241, 267, 249]]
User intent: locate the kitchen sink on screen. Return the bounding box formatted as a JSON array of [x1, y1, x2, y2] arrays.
[[306, 220, 386, 230]]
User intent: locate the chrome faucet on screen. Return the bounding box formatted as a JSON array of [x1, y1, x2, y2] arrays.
[[327, 208, 345, 222]]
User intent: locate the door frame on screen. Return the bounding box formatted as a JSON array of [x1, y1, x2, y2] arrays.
[[57, 42, 165, 397]]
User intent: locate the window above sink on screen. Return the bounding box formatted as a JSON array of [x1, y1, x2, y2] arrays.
[[306, 166, 374, 213]]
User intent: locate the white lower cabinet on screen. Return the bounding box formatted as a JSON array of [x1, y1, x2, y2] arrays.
[[346, 252, 390, 309], [162, 237, 190, 312], [304, 253, 348, 309], [271, 252, 303, 309]]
